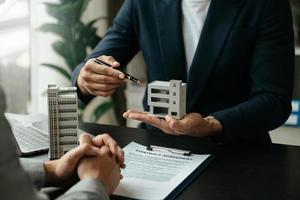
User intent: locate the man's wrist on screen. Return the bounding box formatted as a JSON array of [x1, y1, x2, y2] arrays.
[[65, 178, 110, 199], [77, 78, 89, 95], [79, 173, 111, 194], [43, 160, 57, 186], [204, 116, 223, 135]]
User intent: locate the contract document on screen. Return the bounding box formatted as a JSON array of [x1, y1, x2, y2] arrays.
[[113, 142, 212, 200]]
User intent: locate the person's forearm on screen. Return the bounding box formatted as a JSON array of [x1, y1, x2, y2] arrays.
[[72, 62, 95, 104], [43, 160, 58, 187], [19, 158, 46, 190], [57, 178, 110, 200], [212, 93, 291, 141], [43, 159, 79, 188], [213, 0, 293, 143]]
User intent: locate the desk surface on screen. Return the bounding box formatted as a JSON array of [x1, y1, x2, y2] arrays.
[[79, 123, 300, 200]]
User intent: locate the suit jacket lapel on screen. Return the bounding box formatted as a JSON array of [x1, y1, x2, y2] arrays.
[[187, 0, 244, 111], [154, 0, 187, 82]]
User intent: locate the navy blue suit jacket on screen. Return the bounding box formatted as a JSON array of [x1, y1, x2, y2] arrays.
[[72, 0, 295, 143]]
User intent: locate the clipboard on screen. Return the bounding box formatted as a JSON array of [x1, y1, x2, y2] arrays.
[[113, 142, 214, 200], [146, 144, 214, 199]]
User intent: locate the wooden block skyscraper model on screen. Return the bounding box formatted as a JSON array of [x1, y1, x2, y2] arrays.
[[47, 85, 78, 160]]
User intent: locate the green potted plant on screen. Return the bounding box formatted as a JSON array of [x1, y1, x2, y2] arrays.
[[39, 0, 113, 121]]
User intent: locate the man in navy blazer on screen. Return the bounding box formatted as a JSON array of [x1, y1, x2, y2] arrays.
[[72, 0, 295, 144]]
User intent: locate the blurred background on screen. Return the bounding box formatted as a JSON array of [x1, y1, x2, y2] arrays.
[[0, 0, 146, 127], [0, 0, 299, 145]]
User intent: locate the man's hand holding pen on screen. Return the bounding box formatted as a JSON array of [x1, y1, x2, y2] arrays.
[[77, 55, 127, 97]]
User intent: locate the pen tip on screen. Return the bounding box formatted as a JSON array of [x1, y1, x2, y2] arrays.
[[137, 80, 146, 86]]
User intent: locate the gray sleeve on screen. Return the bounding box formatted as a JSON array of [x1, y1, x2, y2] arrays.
[[19, 158, 111, 200], [0, 112, 49, 200], [19, 158, 46, 190], [57, 178, 110, 200]]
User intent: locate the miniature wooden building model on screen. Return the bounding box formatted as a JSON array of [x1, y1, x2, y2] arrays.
[[47, 85, 78, 160], [148, 80, 186, 119]]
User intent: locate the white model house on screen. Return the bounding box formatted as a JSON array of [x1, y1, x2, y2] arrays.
[[47, 85, 78, 160], [148, 80, 186, 119]]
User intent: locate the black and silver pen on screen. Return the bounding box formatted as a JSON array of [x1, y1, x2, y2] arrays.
[[147, 145, 192, 156], [93, 58, 145, 85]]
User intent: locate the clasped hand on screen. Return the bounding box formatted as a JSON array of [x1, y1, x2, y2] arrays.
[[44, 133, 124, 195]]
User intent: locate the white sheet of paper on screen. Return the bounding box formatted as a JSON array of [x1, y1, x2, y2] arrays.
[[113, 142, 210, 200]]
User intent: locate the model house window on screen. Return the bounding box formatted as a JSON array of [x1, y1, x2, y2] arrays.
[[0, 0, 30, 113], [151, 88, 170, 95], [151, 97, 169, 103], [153, 107, 168, 115]]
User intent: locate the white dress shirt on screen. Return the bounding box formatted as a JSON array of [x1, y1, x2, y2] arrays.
[[182, 0, 211, 72]]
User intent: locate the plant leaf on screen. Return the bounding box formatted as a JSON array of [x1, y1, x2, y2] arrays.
[[44, 2, 75, 25], [44, 3, 64, 21], [40, 1, 105, 83], [52, 41, 77, 70], [44, 3, 60, 19], [90, 101, 113, 122], [78, 99, 86, 110], [72, 0, 89, 20], [39, 23, 70, 40], [75, 19, 102, 58], [41, 63, 71, 80], [79, 0, 90, 17]]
